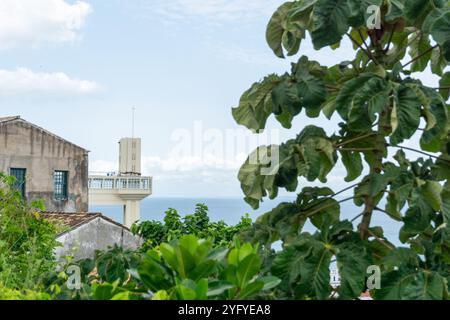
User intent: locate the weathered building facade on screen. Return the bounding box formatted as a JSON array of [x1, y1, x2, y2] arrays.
[[0, 116, 89, 212], [43, 212, 142, 260]]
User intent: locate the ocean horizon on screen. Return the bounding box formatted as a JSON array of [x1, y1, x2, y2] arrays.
[[90, 196, 403, 246]]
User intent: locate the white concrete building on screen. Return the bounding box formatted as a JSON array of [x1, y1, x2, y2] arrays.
[[88, 138, 152, 228]]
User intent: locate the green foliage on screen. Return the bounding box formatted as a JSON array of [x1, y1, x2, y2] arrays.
[[131, 204, 252, 249], [0, 173, 58, 291], [95, 245, 142, 283], [0, 284, 51, 300], [90, 235, 279, 300], [234, 0, 450, 300]]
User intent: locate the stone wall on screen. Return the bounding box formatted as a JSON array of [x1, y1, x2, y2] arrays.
[[0, 119, 88, 212], [54, 217, 142, 260]]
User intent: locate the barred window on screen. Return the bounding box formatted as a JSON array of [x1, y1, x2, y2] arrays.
[[10, 168, 26, 197], [54, 171, 68, 200]]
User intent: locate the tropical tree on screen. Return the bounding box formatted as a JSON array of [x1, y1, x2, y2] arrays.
[[132, 204, 252, 249], [234, 0, 450, 300]]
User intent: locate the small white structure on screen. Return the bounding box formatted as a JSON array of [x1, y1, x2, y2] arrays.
[[43, 212, 142, 260], [88, 138, 152, 227]]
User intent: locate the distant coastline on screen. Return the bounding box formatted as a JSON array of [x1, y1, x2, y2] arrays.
[[90, 196, 402, 246]]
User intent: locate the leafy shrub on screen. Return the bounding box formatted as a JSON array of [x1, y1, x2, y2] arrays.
[[90, 235, 280, 300], [95, 244, 142, 283], [131, 204, 252, 249], [0, 174, 58, 291], [0, 285, 51, 300]]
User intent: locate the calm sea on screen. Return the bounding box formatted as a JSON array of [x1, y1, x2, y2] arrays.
[[90, 197, 402, 246]]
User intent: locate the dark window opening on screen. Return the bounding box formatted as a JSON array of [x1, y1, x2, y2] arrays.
[[54, 171, 68, 200], [10, 168, 26, 198]]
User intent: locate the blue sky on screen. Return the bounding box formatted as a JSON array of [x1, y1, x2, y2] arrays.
[[0, 0, 442, 197]]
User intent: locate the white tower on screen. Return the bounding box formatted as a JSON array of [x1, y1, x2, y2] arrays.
[[119, 138, 141, 176], [88, 137, 152, 228]]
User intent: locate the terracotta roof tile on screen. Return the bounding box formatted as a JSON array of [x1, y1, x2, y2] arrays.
[[42, 212, 100, 228]]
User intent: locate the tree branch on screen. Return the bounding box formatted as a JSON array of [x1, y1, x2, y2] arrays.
[[336, 132, 379, 148], [358, 29, 371, 52], [402, 44, 439, 68], [301, 183, 361, 214], [305, 196, 356, 218], [332, 183, 360, 198], [384, 24, 396, 53], [359, 109, 387, 239], [346, 33, 378, 64], [388, 144, 450, 164], [338, 147, 377, 152], [351, 212, 364, 223], [367, 229, 395, 251]]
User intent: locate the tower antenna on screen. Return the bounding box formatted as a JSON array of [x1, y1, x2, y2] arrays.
[[131, 107, 136, 139]]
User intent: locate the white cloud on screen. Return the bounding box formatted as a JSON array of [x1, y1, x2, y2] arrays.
[[0, 68, 101, 96], [89, 154, 350, 197], [135, 0, 284, 23], [91, 153, 241, 182], [0, 0, 92, 49]]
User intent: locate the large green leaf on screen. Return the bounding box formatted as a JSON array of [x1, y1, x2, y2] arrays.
[[336, 242, 372, 299], [266, 2, 300, 58], [381, 248, 420, 271], [297, 136, 337, 182], [295, 187, 340, 230], [431, 46, 448, 76], [348, 77, 391, 131], [440, 72, 450, 101], [442, 181, 450, 225], [296, 73, 327, 115], [340, 150, 363, 182], [420, 102, 449, 152], [295, 237, 333, 299], [207, 281, 234, 297], [238, 126, 337, 208], [431, 11, 450, 46], [271, 245, 306, 286], [408, 32, 432, 72], [257, 202, 305, 241], [404, 0, 435, 26], [390, 85, 421, 145], [429, 8, 450, 60], [402, 271, 448, 300], [422, 180, 443, 212], [138, 251, 174, 292], [271, 78, 303, 128], [235, 254, 262, 288], [311, 0, 351, 50], [238, 143, 294, 209], [374, 270, 416, 300], [400, 206, 432, 239], [335, 74, 373, 120], [232, 74, 282, 131], [385, 0, 406, 22], [385, 169, 415, 221], [259, 276, 282, 291]]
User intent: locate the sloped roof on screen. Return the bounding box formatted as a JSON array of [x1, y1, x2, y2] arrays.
[[0, 115, 89, 152], [41, 212, 130, 236], [0, 116, 21, 123]]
